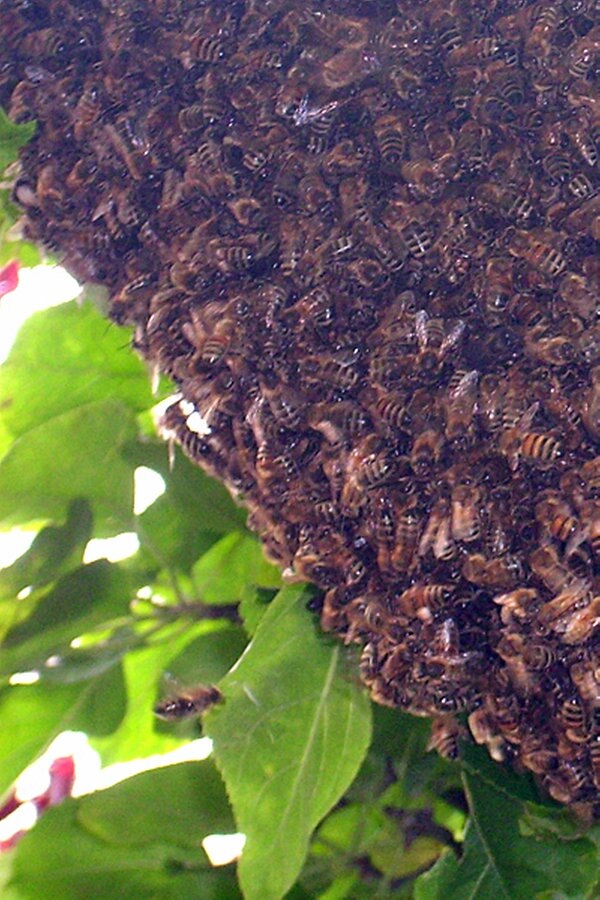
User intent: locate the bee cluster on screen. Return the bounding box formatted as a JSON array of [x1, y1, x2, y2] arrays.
[[1, 0, 600, 813]]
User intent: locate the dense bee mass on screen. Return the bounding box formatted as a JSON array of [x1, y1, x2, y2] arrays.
[[1, 0, 600, 813]]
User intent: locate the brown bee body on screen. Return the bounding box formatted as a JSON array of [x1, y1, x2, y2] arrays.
[[154, 683, 223, 720], [427, 715, 464, 759], [396, 582, 453, 622]]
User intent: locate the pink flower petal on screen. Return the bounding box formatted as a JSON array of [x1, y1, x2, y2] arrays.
[[0, 260, 20, 299]]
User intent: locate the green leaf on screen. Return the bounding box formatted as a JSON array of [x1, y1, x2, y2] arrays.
[[0, 498, 93, 605], [0, 560, 133, 682], [0, 666, 126, 800], [0, 399, 136, 532], [191, 532, 281, 605], [0, 107, 36, 173], [7, 799, 241, 900], [160, 627, 249, 688], [239, 586, 278, 637], [79, 760, 235, 845], [415, 744, 599, 900], [133, 442, 247, 573], [519, 801, 594, 843], [206, 585, 373, 900], [0, 301, 155, 441]]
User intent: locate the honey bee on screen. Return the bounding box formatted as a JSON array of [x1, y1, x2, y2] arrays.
[[522, 643, 556, 671], [391, 510, 421, 573], [581, 367, 600, 443], [435, 12, 463, 52], [415, 310, 466, 373], [567, 116, 599, 168], [444, 370, 479, 446], [20, 27, 67, 60], [427, 715, 463, 760], [401, 158, 445, 200], [493, 587, 538, 626], [559, 271, 597, 321], [535, 492, 579, 543], [451, 483, 482, 543], [481, 256, 514, 316], [411, 427, 445, 477], [154, 680, 223, 721], [456, 119, 490, 172], [401, 221, 435, 257], [570, 660, 600, 707], [525, 327, 576, 368], [342, 440, 398, 514], [468, 707, 506, 762], [371, 389, 408, 434], [261, 382, 305, 432], [519, 738, 558, 775], [395, 582, 453, 622], [417, 497, 451, 559], [321, 45, 374, 90], [73, 84, 102, 141], [462, 553, 522, 589], [589, 736, 600, 790], [178, 103, 204, 132], [508, 230, 567, 277], [530, 544, 576, 593], [344, 595, 390, 644], [309, 402, 370, 450], [500, 402, 562, 470]]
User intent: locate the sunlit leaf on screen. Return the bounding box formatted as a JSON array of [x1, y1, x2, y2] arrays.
[[0, 301, 155, 440], [206, 585, 372, 900], [191, 532, 281, 605], [7, 800, 241, 900], [131, 441, 247, 573], [0, 399, 136, 532], [79, 760, 234, 845], [161, 627, 248, 687]]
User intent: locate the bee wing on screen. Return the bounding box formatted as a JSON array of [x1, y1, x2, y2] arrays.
[[518, 401, 540, 432], [449, 368, 479, 402], [160, 671, 184, 695], [415, 309, 429, 350], [440, 319, 466, 357]]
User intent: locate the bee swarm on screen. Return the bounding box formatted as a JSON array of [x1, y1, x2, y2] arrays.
[[2, 0, 600, 814]]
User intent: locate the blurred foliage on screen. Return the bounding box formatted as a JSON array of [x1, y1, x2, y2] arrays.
[[1, 107, 599, 900], [0, 109, 41, 267]]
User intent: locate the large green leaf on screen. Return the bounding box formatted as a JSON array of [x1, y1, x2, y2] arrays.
[[206, 586, 373, 900], [6, 798, 241, 900], [191, 532, 281, 604], [79, 760, 235, 845], [161, 627, 249, 687], [0, 301, 155, 441], [0, 399, 136, 532], [0, 107, 36, 173], [0, 665, 126, 801], [415, 744, 599, 900], [133, 441, 247, 573]]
